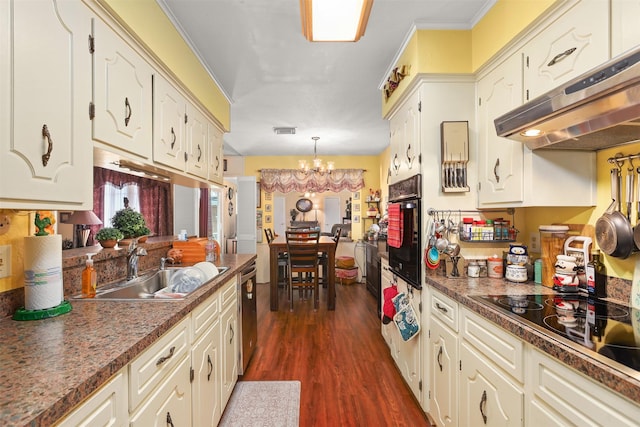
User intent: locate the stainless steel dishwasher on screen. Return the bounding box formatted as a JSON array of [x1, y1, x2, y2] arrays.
[[238, 261, 257, 374]]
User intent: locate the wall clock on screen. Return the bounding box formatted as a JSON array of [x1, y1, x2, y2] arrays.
[[296, 198, 313, 213]]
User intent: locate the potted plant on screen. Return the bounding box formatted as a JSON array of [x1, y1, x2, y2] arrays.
[[95, 227, 123, 248], [111, 208, 150, 241]]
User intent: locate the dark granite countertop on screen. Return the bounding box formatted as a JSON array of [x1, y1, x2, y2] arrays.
[[0, 253, 255, 427], [425, 274, 640, 404]]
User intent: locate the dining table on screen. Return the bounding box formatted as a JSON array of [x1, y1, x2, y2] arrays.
[[268, 235, 336, 311]]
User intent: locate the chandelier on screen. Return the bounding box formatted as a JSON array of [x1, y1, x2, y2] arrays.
[[299, 137, 335, 173]]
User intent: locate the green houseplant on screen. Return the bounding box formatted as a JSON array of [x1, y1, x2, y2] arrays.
[[95, 227, 123, 248], [111, 208, 150, 240]]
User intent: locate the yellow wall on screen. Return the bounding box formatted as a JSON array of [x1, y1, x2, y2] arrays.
[[99, 0, 231, 130], [0, 211, 30, 292], [243, 156, 381, 239], [471, 0, 554, 70]]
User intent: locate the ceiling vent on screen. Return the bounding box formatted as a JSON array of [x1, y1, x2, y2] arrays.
[[273, 126, 296, 135]]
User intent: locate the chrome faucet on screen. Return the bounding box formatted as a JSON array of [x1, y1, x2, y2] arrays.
[[159, 257, 174, 270], [126, 239, 148, 280]]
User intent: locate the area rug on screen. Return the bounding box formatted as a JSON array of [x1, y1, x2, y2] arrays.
[[219, 381, 301, 427]]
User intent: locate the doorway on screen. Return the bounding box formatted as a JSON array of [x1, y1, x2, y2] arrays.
[[323, 197, 341, 232]]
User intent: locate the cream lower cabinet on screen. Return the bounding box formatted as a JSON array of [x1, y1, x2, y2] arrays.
[[526, 346, 640, 426], [429, 290, 459, 427], [220, 277, 239, 407], [458, 308, 524, 427], [380, 259, 422, 401], [55, 369, 128, 427], [0, 0, 93, 210]]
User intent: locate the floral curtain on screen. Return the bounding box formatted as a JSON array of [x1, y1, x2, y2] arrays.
[[260, 169, 365, 193], [92, 167, 173, 237]]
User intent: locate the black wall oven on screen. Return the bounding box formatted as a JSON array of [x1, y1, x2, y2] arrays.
[[388, 174, 422, 290]]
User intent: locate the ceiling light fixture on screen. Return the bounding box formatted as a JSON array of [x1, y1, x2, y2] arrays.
[[273, 126, 297, 135], [299, 137, 335, 173], [300, 0, 373, 42]]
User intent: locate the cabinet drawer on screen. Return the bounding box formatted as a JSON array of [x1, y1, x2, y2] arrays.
[[461, 308, 524, 383], [527, 347, 640, 426], [220, 277, 238, 309], [191, 291, 220, 343], [430, 289, 458, 333], [56, 368, 128, 427], [129, 317, 190, 412]]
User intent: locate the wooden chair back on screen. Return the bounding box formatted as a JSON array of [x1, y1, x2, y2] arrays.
[[285, 230, 320, 272]]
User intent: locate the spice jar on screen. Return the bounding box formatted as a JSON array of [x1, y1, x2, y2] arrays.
[[477, 259, 488, 277], [539, 225, 569, 288], [487, 255, 503, 278], [467, 261, 480, 278]]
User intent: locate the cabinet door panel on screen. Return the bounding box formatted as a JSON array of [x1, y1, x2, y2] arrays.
[[153, 75, 186, 170], [612, 0, 640, 57], [129, 355, 192, 427], [92, 18, 153, 158], [1, 0, 92, 209], [192, 321, 222, 427], [185, 105, 208, 179], [208, 123, 224, 184], [389, 89, 420, 184], [459, 341, 523, 427], [523, 0, 609, 101], [477, 54, 523, 206], [430, 318, 458, 427]]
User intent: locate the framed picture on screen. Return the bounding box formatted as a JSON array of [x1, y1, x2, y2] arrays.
[[59, 211, 71, 223], [256, 182, 261, 208], [265, 191, 272, 201], [265, 204, 272, 212], [354, 203, 360, 212], [353, 215, 360, 223], [353, 191, 360, 200], [265, 215, 272, 223]]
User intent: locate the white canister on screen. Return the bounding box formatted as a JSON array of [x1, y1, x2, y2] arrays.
[[505, 265, 528, 283], [467, 261, 480, 278]]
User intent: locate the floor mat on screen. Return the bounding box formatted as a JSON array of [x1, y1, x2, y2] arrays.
[[219, 380, 301, 427]]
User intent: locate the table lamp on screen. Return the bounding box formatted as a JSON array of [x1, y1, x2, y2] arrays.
[[64, 211, 103, 247]]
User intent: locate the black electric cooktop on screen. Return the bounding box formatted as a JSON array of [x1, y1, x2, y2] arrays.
[[471, 294, 640, 375]]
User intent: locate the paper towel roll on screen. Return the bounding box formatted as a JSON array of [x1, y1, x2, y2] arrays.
[[24, 234, 63, 310]]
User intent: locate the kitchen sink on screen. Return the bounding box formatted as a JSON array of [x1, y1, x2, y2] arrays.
[[72, 266, 229, 301]]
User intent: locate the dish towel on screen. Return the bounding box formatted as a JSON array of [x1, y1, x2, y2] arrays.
[[387, 203, 403, 248], [392, 292, 420, 341]]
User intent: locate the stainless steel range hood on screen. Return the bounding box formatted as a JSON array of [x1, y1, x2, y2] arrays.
[[494, 46, 640, 150]]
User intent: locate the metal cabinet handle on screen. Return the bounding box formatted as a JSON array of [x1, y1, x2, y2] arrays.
[[435, 302, 448, 313], [437, 346, 443, 372], [124, 97, 131, 126], [42, 124, 53, 166], [197, 144, 202, 162], [229, 324, 234, 343], [215, 155, 220, 171], [166, 411, 174, 427], [493, 158, 500, 183], [207, 354, 213, 381], [393, 153, 400, 175], [547, 47, 577, 67], [156, 345, 175, 366], [479, 390, 488, 424], [170, 127, 176, 149], [406, 144, 414, 169]]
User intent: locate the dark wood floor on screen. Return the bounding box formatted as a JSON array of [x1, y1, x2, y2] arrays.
[[239, 280, 431, 426]]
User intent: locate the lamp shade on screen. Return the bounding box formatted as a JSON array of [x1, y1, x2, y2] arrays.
[[65, 210, 103, 225]]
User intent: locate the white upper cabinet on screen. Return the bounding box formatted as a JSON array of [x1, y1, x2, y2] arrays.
[[91, 17, 153, 159], [388, 88, 421, 185], [611, 0, 640, 57], [522, 0, 609, 102], [185, 105, 208, 180], [477, 54, 524, 206], [208, 123, 224, 185], [153, 74, 187, 171], [0, 0, 93, 210]]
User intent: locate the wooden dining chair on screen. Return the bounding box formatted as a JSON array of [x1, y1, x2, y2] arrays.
[[265, 228, 288, 288], [285, 230, 320, 310], [319, 227, 341, 288]]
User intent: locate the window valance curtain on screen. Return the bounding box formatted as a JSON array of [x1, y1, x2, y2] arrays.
[[260, 169, 365, 193]]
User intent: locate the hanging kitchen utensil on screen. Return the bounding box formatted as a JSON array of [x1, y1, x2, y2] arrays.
[[595, 168, 634, 258], [627, 166, 635, 222], [634, 166, 640, 250]]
